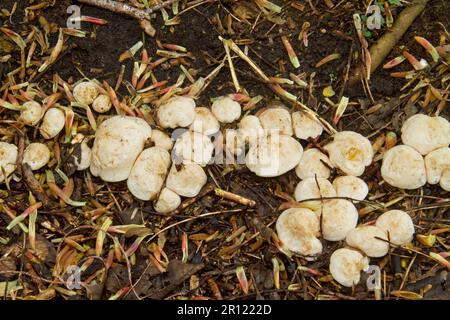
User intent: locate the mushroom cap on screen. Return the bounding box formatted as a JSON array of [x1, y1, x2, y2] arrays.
[[375, 210, 415, 246], [173, 131, 214, 167], [440, 170, 450, 192], [346, 225, 389, 258], [90, 116, 152, 182], [329, 248, 369, 287], [166, 162, 207, 197], [321, 199, 359, 241], [381, 145, 426, 189], [0, 142, 18, 183], [39, 108, 65, 139], [23, 143, 50, 171], [211, 96, 241, 123], [295, 148, 333, 180], [127, 147, 171, 201], [258, 107, 293, 136], [246, 133, 303, 177], [238, 115, 264, 144], [401, 114, 450, 155], [276, 208, 323, 257], [324, 131, 373, 176], [154, 188, 181, 213], [151, 129, 174, 151], [92, 94, 112, 113], [189, 107, 220, 135], [294, 177, 336, 203], [225, 129, 245, 156], [19, 101, 42, 126], [292, 111, 323, 140], [332, 176, 369, 201], [73, 81, 99, 105], [75, 142, 92, 171], [424, 147, 450, 188], [157, 96, 196, 128]]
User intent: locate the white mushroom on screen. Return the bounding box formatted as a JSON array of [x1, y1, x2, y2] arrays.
[[211, 96, 241, 123], [172, 131, 214, 167], [346, 225, 389, 258], [75, 142, 92, 171], [39, 108, 65, 139], [401, 114, 450, 155], [166, 162, 207, 197], [329, 248, 369, 287], [424, 147, 450, 191], [0, 142, 18, 183], [127, 147, 171, 201], [151, 129, 174, 151], [238, 115, 264, 144], [22, 143, 50, 171], [154, 188, 181, 213], [295, 148, 333, 180], [324, 131, 373, 176], [381, 145, 426, 189], [189, 107, 220, 135], [332, 176, 369, 201], [92, 94, 112, 113], [90, 116, 152, 182], [321, 199, 358, 241], [157, 96, 196, 129], [276, 208, 322, 258], [73, 81, 99, 105], [225, 129, 245, 157], [19, 101, 43, 126], [294, 177, 336, 204], [257, 107, 293, 136], [375, 210, 415, 246], [292, 111, 323, 140]]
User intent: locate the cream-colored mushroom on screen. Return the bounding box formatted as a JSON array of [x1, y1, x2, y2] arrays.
[[375, 210, 415, 246], [90, 116, 152, 182], [295, 148, 333, 180], [225, 129, 245, 157], [151, 129, 173, 151], [332, 176, 368, 201], [381, 145, 426, 189], [189, 107, 220, 135], [329, 248, 369, 287], [157, 96, 196, 128], [257, 107, 293, 136], [73, 81, 99, 105], [0, 142, 18, 183], [76, 142, 92, 171], [238, 115, 264, 144], [211, 96, 241, 123], [321, 199, 358, 241], [401, 114, 450, 155], [294, 177, 336, 204], [39, 108, 65, 139], [346, 225, 389, 258], [22, 143, 50, 171], [424, 147, 450, 191], [324, 131, 373, 176], [292, 111, 323, 140], [276, 208, 322, 258], [166, 162, 207, 197], [92, 94, 112, 113], [172, 131, 214, 167], [19, 101, 43, 126], [154, 188, 181, 213]]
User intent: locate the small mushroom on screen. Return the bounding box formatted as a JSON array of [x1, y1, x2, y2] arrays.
[[238, 115, 264, 144], [257, 107, 293, 136], [292, 111, 323, 140], [22, 143, 50, 171], [189, 107, 220, 135], [332, 176, 368, 201], [76, 142, 92, 171], [92, 94, 112, 113], [329, 248, 369, 287], [225, 129, 245, 157], [295, 148, 333, 180], [173, 131, 214, 167], [157, 96, 196, 128], [375, 210, 415, 246], [401, 114, 450, 155], [0, 142, 18, 183], [73, 81, 99, 105], [166, 162, 207, 197], [151, 129, 174, 151], [39, 108, 65, 139], [211, 96, 241, 123], [19, 101, 43, 126], [294, 177, 336, 203], [381, 145, 426, 189], [154, 188, 181, 213], [276, 208, 322, 258], [346, 225, 389, 258], [424, 147, 450, 191], [324, 131, 373, 176], [321, 199, 358, 241]]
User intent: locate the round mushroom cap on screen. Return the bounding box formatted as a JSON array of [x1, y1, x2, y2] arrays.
[[332, 176, 369, 201], [23, 143, 50, 171], [173, 131, 214, 167], [151, 129, 174, 151], [92, 94, 112, 113], [321, 199, 358, 241], [39, 108, 65, 139], [211, 96, 241, 123], [276, 208, 322, 257], [292, 111, 323, 140], [189, 107, 220, 135], [375, 210, 415, 246], [424, 147, 450, 189], [295, 148, 333, 180], [324, 131, 373, 176], [294, 177, 336, 203], [401, 114, 450, 155], [127, 147, 171, 201], [238, 115, 264, 144], [154, 188, 181, 213], [75, 142, 91, 171], [19, 101, 43, 126], [157, 96, 196, 129], [90, 116, 152, 182], [0, 142, 18, 183], [329, 248, 369, 287], [258, 107, 293, 136], [381, 145, 426, 189], [73, 81, 99, 105], [166, 162, 207, 197], [346, 225, 389, 258], [246, 133, 303, 177]]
